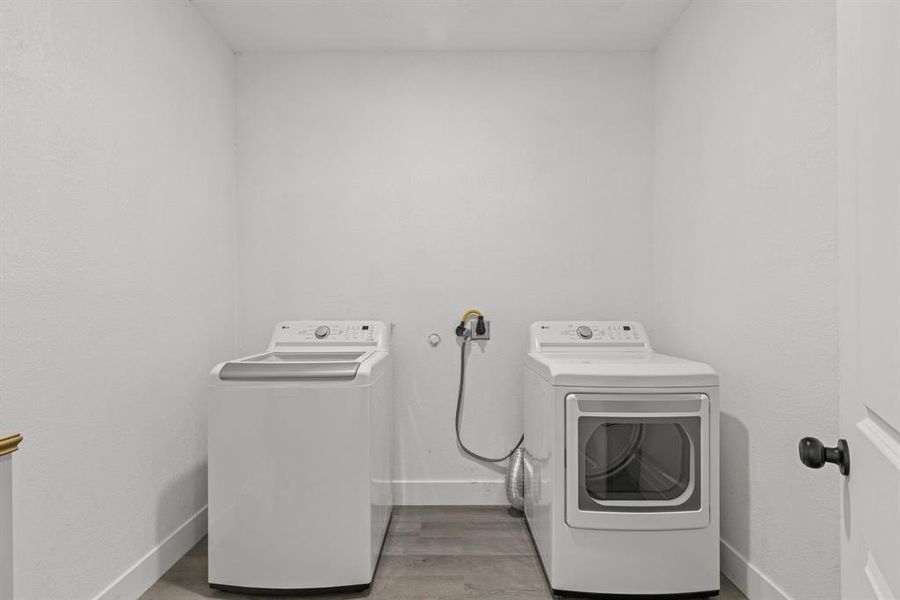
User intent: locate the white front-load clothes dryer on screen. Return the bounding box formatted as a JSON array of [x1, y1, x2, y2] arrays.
[[208, 321, 392, 594], [523, 321, 719, 598]]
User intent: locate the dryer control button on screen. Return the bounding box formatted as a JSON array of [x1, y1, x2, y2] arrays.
[[576, 325, 593, 339], [314, 326, 330, 339]]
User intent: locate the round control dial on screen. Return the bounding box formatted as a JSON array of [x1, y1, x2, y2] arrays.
[[576, 325, 593, 339], [314, 325, 330, 339]]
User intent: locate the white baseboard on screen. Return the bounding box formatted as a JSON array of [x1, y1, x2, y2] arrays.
[[721, 538, 792, 600], [394, 480, 507, 505], [93, 506, 207, 600]]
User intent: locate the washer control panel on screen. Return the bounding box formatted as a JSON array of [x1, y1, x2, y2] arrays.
[[269, 320, 390, 350], [528, 321, 651, 353]]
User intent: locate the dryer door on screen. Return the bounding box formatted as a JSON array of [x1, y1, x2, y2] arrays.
[[565, 393, 709, 530]]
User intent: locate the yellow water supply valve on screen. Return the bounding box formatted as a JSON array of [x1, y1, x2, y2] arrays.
[[455, 309, 486, 338]]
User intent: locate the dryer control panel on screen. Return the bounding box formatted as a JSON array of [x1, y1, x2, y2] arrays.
[[528, 321, 651, 353], [269, 320, 390, 351]]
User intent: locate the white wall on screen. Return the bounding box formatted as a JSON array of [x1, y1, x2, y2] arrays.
[[0, 1, 235, 598], [236, 53, 654, 501], [653, 2, 838, 599]]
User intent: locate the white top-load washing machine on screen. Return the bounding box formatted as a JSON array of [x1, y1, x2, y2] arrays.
[[523, 321, 719, 598], [208, 321, 392, 594]]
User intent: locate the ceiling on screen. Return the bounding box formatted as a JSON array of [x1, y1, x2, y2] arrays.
[[190, 0, 690, 53]]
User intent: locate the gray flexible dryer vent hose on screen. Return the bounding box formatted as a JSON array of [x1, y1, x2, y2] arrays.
[[506, 447, 525, 512]]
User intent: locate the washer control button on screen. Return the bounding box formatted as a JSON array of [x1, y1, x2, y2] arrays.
[[314, 325, 330, 339], [576, 325, 593, 339]]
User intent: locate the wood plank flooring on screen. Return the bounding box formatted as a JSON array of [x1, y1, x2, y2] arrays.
[[141, 506, 746, 600]]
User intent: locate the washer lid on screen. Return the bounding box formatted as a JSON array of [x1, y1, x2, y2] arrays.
[[525, 351, 718, 388], [218, 351, 369, 381]]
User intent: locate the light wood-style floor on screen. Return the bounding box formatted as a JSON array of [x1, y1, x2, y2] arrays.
[[141, 506, 746, 600]]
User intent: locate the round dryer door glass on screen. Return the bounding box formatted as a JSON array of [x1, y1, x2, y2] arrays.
[[577, 416, 701, 512]]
